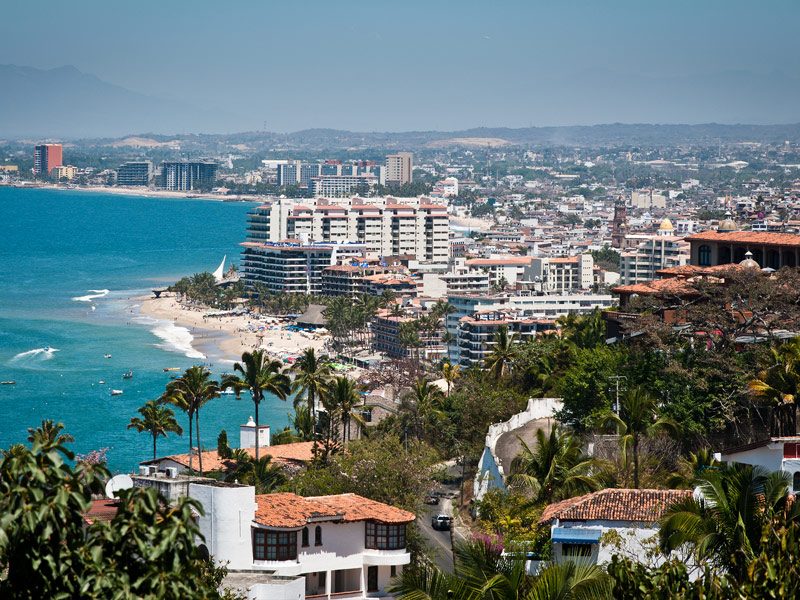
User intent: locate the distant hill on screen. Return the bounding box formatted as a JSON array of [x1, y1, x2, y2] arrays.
[[0, 65, 241, 139]]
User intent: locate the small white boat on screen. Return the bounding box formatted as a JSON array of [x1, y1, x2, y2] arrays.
[[111, 389, 123, 396], [104, 354, 112, 359], [1, 381, 15, 385], [220, 389, 235, 395], [99, 381, 105, 384]]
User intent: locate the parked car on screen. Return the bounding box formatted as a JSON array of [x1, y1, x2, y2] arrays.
[[431, 513, 452, 531], [425, 494, 440, 505]]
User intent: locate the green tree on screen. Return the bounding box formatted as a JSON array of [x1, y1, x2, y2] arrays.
[[228, 455, 287, 494], [509, 425, 609, 504], [659, 463, 797, 582], [161, 365, 220, 474], [389, 537, 612, 600], [441, 362, 461, 397], [26, 419, 74, 446], [600, 386, 678, 489], [222, 350, 291, 462], [0, 430, 230, 599], [324, 375, 364, 442], [485, 324, 519, 380], [127, 399, 183, 460], [290, 348, 331, 454]]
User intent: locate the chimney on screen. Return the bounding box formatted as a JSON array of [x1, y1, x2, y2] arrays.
[[240, 416, 270, 449]]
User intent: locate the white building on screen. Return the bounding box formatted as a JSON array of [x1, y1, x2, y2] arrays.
[[310, 174, 379, 197], [524, 255, 594, 293], [245, 197, 449, 262], [619, 219, 690, 285], [718, 434, 800, 493], [630, 190, 667, 210], [385, 152, 413, 186], [191, 484, 414, 599], [539, 489, 691, 566]]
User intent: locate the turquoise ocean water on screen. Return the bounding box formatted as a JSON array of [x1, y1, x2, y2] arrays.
[[0, 187, 290, 473]]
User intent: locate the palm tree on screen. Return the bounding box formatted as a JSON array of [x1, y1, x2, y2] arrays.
[[289, 405, 315, 441], [222, 350, 291, 462], [441, 362, 461, 397], [127, 400, 183, 460], [666, 448, 718, 489], [509, 425, 608, 504], [27, 419, 74, 449], [324, 376, 364, 442], [228, 455, 287, 494], [659, 463, 798, 582], [484, 324, 519, 380], [380, 288, 397, 308], [290, 348, 331, 456], [441, 330, 457, 363], [388, 537, 611, 600], [600, 386, 678, 489], [748, 353, 800, 406], [400, 378, 445, 440], [161, 365, 220, 475]]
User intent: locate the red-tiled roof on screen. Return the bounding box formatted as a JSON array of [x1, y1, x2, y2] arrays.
[[685, 231, 800, 247], [142, 442, 315, 472], [613, 277, 697, 297], [254, 492, 414, 528], [466, 257, 532, 266], [539, 489, 692, 524], [83, 499, 122, 524]]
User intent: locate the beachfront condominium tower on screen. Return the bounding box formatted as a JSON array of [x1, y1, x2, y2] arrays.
[[385, 152, 413, 186], [244, 196, 449, 263], [158, 161, 218, 191], [117, 161, 153, 187], [33, 144, 63, 176]]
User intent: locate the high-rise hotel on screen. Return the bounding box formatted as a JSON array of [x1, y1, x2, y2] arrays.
[[33, 144, 63, 176], [244, 196, 449, 263]]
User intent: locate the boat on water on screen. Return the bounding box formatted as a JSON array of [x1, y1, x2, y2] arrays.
[[99, 381, 105, 384], [220, 389, 235, 395], [111, 389, 123, 396], [104, 354, 112, 358], [122, 371, 133, 379], [43, 346, 50, 352], [163, 367, 180, 372], [1, 381, 15, 385]]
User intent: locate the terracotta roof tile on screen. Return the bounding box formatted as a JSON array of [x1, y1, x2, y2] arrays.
[[82, 499, 122, 525], [685, 231, 800, 247], [254, 492, 414, 528], [539, 489, 692, 524], [143, 442, 315, 472]]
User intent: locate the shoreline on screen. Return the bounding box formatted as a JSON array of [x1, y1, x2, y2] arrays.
[[3, 182, 261, 203], [134, 293, 331, 365]]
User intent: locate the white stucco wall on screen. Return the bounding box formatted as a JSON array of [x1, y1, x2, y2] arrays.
[[190, 483, 257, 570], [552, 521, 662, 567], [473, 398, 563, 501], [720, 445, 783, 472]]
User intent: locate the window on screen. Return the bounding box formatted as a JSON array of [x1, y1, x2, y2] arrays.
[[561, 543, 592, 557], [390, 565, 397, 577], [365, 522, 406, 550], [794, 472, 800, 493], [698, 245, 711, 266], [302, 527, 309, 547], [367, 566, 378, 592], [315, 525, 322, 546], [252, 529, 297, 561], [785, 443, 799, 459]]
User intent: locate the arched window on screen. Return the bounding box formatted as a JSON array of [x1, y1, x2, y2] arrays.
[[698, 245, 712, 266], [794, 472, 800, 493], [197, 544, 210, 562], [783, 252, 796, 268], [734, 247, 746, 263], [302, 527, 309, 547], [767, 249, 780, 270], [718, 247, 731, 265], [752, 249, 763, 267], [315, 525, 322, 546]]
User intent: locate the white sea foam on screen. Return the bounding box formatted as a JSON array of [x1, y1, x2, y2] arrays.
[[9, 347, 60, 363], [73, 289, 110, 302], [151, 322, 205, 360]]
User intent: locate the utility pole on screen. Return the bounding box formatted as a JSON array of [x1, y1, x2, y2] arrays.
[[608, 375, 627, 415]]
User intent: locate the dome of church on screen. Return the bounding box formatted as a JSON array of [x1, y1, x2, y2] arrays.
[[718, 214, 738, 232], [739, 251, 759, 269], [659, 218, 675, 231]]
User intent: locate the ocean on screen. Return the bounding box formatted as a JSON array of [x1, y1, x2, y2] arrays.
[[0, 187, 291, 473]]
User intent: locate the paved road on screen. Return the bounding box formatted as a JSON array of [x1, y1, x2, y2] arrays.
[[416, 460, 468, 573]]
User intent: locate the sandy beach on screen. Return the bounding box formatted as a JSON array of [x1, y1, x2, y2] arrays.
[[136, 293, 330, 364], [12, 183, 261, 203]]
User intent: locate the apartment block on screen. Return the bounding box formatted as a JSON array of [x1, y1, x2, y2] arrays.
[[50, 164, 77, 180], [618, 220, 689, 285], [240, 241, 366, 294], [524, 255, 594, 293], [33, 144, 62, 175], [117, 161, 152, 186], [245, 197, 449, 262], [159, 161, 218, 191], [385, 152, 413, 186], [458, 309, 556, 367], [310, 174, 379, 197]]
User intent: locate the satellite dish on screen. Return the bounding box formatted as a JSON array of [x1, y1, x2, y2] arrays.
[[105, 474, 133, 499]]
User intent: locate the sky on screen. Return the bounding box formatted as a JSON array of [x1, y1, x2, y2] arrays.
[[2, 0, 800, 133]]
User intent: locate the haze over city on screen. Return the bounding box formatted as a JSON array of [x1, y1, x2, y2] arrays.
[[2, 0, 800, 136]]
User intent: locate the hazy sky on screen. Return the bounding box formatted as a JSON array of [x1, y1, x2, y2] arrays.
[[2, 0, 799, 132]]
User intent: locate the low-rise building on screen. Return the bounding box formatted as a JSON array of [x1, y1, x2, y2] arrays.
[[524, 255, 594, 293], [51, 164, 78, 180], [458, 309, 556, 367], [539, 488, 692, 566]]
